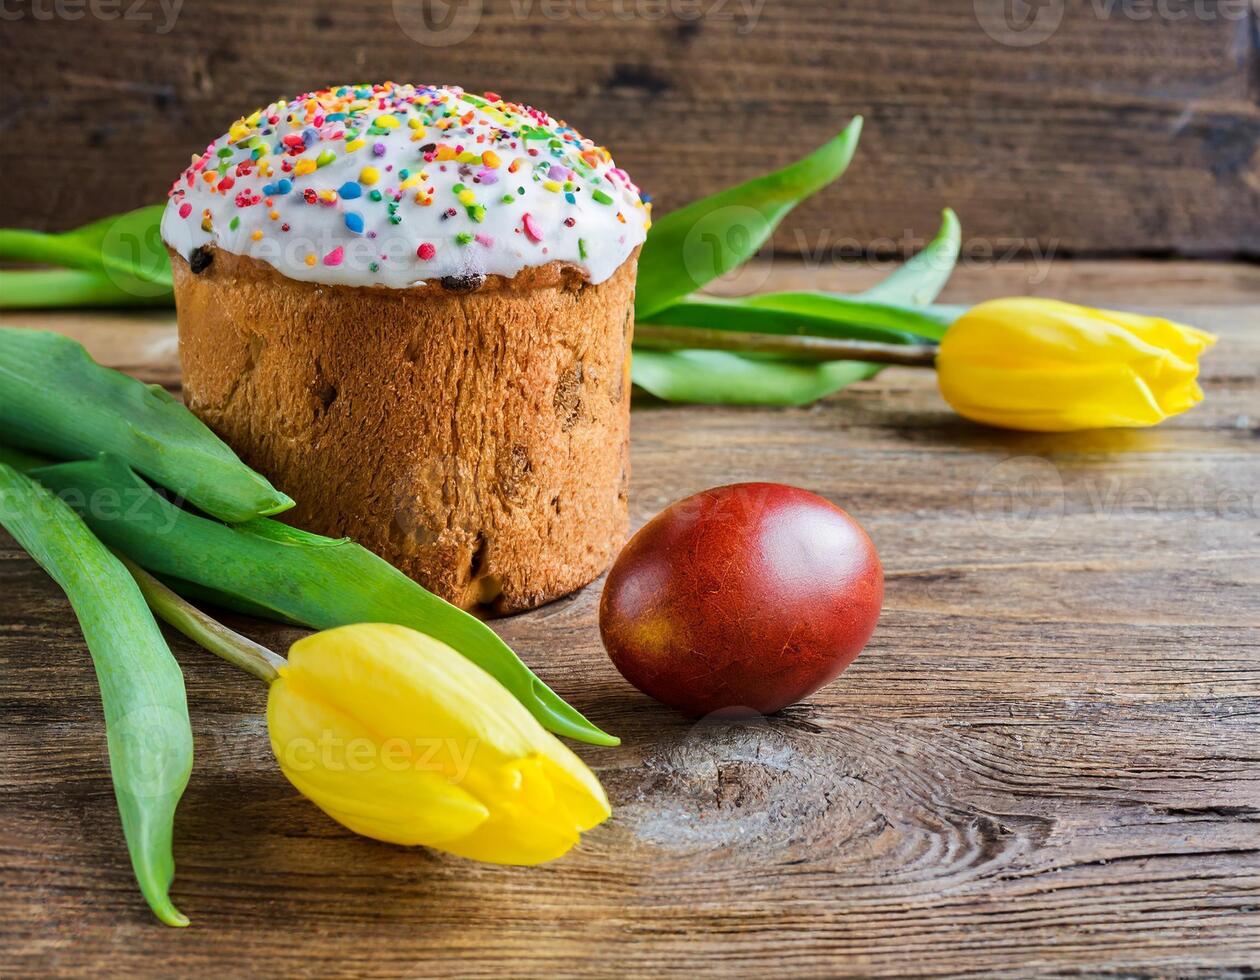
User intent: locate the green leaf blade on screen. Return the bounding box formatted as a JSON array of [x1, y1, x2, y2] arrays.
[[0, 205, 171, 293], [0, 463, 193, 927], [859, 207, 962, 309], [26, 454, 618, 747], [0, 268, 173, 309], [0, 328, 292, 523], [632, 349, 880, 407], [643, 293, 952, 344], [635, 119, 863, 318]]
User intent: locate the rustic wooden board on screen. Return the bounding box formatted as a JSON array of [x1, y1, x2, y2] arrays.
[[2, 1, 1258, 256], [1, 259, 1258, 977]]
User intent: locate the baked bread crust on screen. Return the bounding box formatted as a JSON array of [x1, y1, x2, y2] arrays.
[[171, 245, 637, 613]]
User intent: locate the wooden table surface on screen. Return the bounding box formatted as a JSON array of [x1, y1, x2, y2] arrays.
[[7, 0, 1260, 256], [1, 260, 1258, 977]]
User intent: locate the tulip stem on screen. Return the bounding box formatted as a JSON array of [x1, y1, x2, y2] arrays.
[[633, 324, 940, 367], [117, 553, 286, 684]]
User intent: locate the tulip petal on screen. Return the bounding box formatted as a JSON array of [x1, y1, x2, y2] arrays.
[[434, 755, 608, 866], [268, 624, 611, 863], [937, 297, 1215, 431], [268, 670, 491, 847], [939, 361, 1176, 430], [1100, 309, 1217, 363]]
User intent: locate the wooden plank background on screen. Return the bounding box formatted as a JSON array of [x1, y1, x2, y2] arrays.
[[1, 0, 1258, 257], [1, 259, 1257, 975]]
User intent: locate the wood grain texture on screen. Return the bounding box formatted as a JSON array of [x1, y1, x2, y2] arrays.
[[1, 1, 1258, 257], [1, 259, 1258, 977]]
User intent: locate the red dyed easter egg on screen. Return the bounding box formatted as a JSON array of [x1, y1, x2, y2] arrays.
[[599, 483, 883, 716]]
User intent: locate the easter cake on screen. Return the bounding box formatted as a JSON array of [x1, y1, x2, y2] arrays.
[[163, 82, 650, 612]]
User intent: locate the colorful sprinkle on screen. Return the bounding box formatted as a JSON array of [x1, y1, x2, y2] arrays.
[[165, 82, 650, 285]]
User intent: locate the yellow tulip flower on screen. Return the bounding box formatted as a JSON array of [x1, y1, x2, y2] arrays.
[[266, 623, 610, 865], [936, 298, 1216, 432]]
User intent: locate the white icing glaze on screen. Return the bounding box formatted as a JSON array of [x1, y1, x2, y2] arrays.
[[161, 83, 649, 289]]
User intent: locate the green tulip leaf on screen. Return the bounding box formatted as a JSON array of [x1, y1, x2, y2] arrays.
[[0, 328, 292, 524], [0, 462, 193, 927], [630, 208, 964, 405], [859, 207, 962, 308], [635, 119, 863, 319], [0, 205, 173, 303], [632, 349, 881, 407], [642, 293, 953, 343], [0, 268, 174, 309], [21, 452, 618, 748]]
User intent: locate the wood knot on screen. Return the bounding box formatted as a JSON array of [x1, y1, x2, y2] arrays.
[[189, 246, 214, 274]]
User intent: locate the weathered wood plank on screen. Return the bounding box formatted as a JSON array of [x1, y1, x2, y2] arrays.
[[0, 259, 1257, 976], [1, 2, 1257, 255]]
